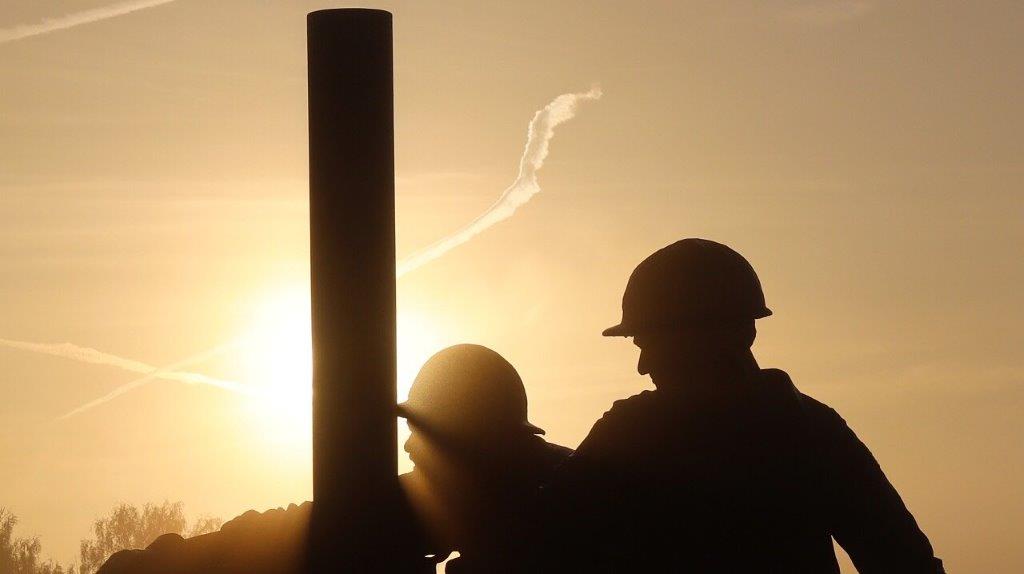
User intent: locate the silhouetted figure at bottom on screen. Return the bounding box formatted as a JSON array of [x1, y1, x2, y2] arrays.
[[538, 239, 944, 573], [398, 344, 571, 572], [98, 344, 570, 574]]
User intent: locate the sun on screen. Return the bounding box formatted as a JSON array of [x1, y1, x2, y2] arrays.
[[237, 288, 313, 449], [236, 285, 449, 451]]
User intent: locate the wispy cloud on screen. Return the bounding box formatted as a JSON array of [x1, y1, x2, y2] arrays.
[[54, 340, 255, 420], [0, 0, 178, 45], [0, 338, 254, 418], [4, 86, 603, 418], [781, 1, 874, 26], [397, 86, 602, 276]]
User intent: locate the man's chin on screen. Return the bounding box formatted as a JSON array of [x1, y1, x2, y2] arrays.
[[648, 370, 692, 389]]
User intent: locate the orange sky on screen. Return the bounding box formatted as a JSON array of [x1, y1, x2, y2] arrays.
[[1, 1, 1021, 571]]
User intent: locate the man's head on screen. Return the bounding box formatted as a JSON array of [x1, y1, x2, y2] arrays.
[[632, 322, 757, 385], [397, 344, 543, 469], [604, 239, 769, 387]]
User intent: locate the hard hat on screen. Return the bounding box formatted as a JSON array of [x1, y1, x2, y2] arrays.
[[603, 238, 772, 337], [397, 344, 545, 436]]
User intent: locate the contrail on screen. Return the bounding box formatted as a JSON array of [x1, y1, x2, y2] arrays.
[[397, 85, 602, 276], [0, 0, 178, 45], [0, 338, 253, 418], [54, 340, 254, 420], [7, 86, 602, 418]]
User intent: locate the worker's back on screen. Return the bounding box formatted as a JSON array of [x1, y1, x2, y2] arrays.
[[97, 344, 572, 574], [97, 438, 571, 574], [543, 368, 938, 572], [535, 238, 942, 573], [97, 496, 432, 574]]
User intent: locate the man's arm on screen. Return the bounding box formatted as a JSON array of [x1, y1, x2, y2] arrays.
[[807, 400, 944, 573], [529, 397, 650, 573]]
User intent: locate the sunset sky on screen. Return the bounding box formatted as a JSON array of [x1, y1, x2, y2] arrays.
[[1, 1, 1021, 571]]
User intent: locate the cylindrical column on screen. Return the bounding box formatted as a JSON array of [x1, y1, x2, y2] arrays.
[[307, 9, 397, 571]]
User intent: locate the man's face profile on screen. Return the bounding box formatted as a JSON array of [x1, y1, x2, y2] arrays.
[[633, 330, 706, 383], [633, 323, 757, 386]]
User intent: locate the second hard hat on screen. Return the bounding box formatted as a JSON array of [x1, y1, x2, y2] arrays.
[[397, 344, 545, 436], [603, 238, 771, 337]]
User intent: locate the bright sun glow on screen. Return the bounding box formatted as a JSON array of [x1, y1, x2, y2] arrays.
[[238, 288, 312, 449], [236, 286, 449, 451]]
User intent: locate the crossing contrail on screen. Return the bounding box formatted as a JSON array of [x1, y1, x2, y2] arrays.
[[398, 85, 602, 275], [3, 85, 602, 418], [53, 339, 254, 420], [0, 338, 253, 418], [0, 0, 178, 45]]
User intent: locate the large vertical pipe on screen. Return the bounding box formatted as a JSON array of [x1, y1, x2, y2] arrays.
[[307, 9, 397, 571]]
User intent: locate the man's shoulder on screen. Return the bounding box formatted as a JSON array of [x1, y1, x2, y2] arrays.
[[575, 390, 660, 455], [607, 389, 660, 416], [541, 439, 575, 461], [797, 392, 844, 423], [762, 370, 861, 455], [760, 368, 845, 422], [592, 390, 659, 430]]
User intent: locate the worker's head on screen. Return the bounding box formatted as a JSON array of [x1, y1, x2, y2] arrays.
[[631, 322, 757, 385], [603, 239, 770, 387], [398, 344, 543, 470]]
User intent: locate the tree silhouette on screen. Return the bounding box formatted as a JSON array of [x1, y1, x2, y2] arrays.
[[0, 508, 76, 574], [78, 502, 221, 574], [0, 503, 222, 574]]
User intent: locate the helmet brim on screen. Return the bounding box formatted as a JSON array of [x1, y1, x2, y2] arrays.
[[602, 307, 774, 337], [396, 401, 412, 419], [601, 323, 633, 337], [522, 421, 546, 435], [396, 402, 546, 435]]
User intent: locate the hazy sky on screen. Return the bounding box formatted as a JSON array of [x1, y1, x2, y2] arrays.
[[1, 1, 1021, 571]]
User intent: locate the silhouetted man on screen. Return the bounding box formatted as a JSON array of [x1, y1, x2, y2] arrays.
[[540, 239, 943, 573], [398, 344, 572, 573], [98, 344, 570, 574]]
